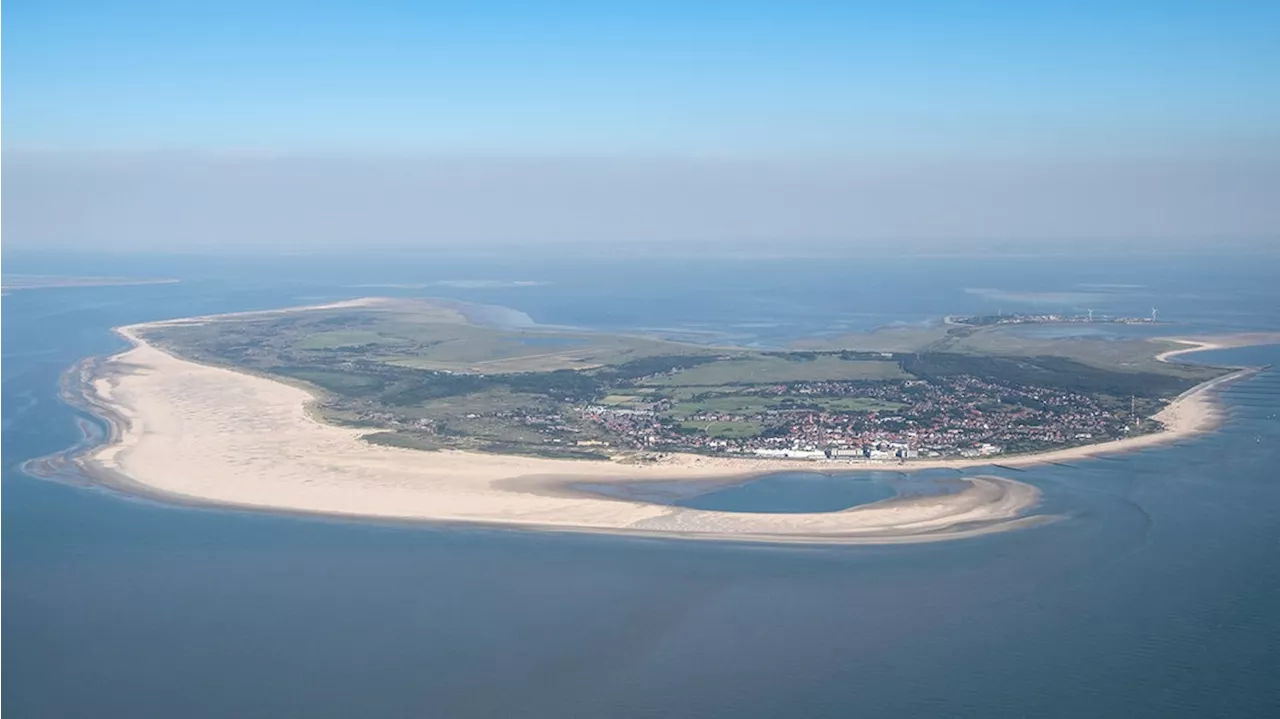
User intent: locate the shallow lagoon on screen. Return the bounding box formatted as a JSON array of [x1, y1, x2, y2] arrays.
[[577, 471, 953, 514], [676, 472, 899, 513]]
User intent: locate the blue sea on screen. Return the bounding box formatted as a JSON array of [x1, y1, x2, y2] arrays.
[[4, 251, 1280, 718]]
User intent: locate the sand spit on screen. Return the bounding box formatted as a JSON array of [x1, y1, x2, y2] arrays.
[[1155, 333, 1280, 362], [59, 313, 1269, 544]]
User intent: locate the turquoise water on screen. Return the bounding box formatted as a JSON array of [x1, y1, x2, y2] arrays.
[[4, 252, 1280, 718]]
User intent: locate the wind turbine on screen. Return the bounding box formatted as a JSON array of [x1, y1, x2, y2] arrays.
[[1087, 308, 1093, 322], [1150, 307, 1158, 323]]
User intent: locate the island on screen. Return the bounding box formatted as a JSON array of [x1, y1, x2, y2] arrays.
[[1, 274, 180, 292], [43, 298, 1276, 545], [948, 310, 1162, 326]]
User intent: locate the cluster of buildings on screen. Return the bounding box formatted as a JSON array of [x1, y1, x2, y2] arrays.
[[952, 311, 1158, 326], [580, 374, 1137, 460], [347, 357, 1145, 461]]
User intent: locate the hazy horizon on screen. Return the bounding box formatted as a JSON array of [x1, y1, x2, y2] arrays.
[[5, 1, 1279, 255], [5, 150, 1278, 256]]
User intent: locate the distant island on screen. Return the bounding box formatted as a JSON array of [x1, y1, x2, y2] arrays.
[[1, 274, 180, 292], [45, 298, 1276, 545], [950, 310, 1163, 327]]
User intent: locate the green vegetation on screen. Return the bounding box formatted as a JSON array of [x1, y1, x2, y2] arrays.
[[668, 394, 784, 415], [295, 330, 409, 350], [601, 394, 644, 406], [677, 420, 764, 439], [801, 322, 1225, 383], [898, 352, 1199, 398], [643, 354, 907, 386], [141, 297, 1232, 460], [664, 394, 902, 417], [806, 397, 906, 412]]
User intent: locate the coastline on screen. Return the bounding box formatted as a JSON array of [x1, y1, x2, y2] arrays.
[[38, 313, 1270, 545]]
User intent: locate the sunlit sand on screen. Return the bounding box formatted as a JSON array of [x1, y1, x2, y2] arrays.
[[69, 310, 1267, 544]]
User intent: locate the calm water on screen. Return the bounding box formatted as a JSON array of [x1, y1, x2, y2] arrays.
[[575, 471, 915, 513], [675, 473, 899, 513], [4, 252, 1280, 718]]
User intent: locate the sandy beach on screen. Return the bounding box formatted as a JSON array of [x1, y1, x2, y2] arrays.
[[60, 315, 1268, 544]]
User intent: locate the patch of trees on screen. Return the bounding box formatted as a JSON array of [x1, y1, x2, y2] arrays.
[[277, 360, 606, 406], [837, 350, 899, 361], [503, 369, 602, 400], [593, 354, 720, 381], [898, 352, 1197, 398], [774, 351, 819, 362]]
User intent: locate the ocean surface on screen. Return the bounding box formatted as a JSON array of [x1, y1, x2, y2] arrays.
[[4, 251, 1280, 718]]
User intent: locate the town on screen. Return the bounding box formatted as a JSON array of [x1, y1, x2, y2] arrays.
[[578, 373, 1149, 461]]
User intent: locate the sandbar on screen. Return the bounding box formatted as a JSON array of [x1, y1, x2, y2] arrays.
[[52, 311, 1272, 544]]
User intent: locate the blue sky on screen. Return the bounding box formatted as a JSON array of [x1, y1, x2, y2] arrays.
[[6, 0, 1278, 156], [5, 1, 1278, 252]]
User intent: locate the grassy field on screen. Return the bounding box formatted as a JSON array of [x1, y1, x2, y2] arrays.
[[677, 420, 764, 438], [945, 330, 1221, 379], [668, 394, 783, 416], [295, 330, 412, 350], [601, 394, 644, 406], [148, 299, 720, 375], [666, 393, 902, 418], [800, 323, 1225, 383], [643, 355, 908, 386], [808, 397, 906, 412]]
